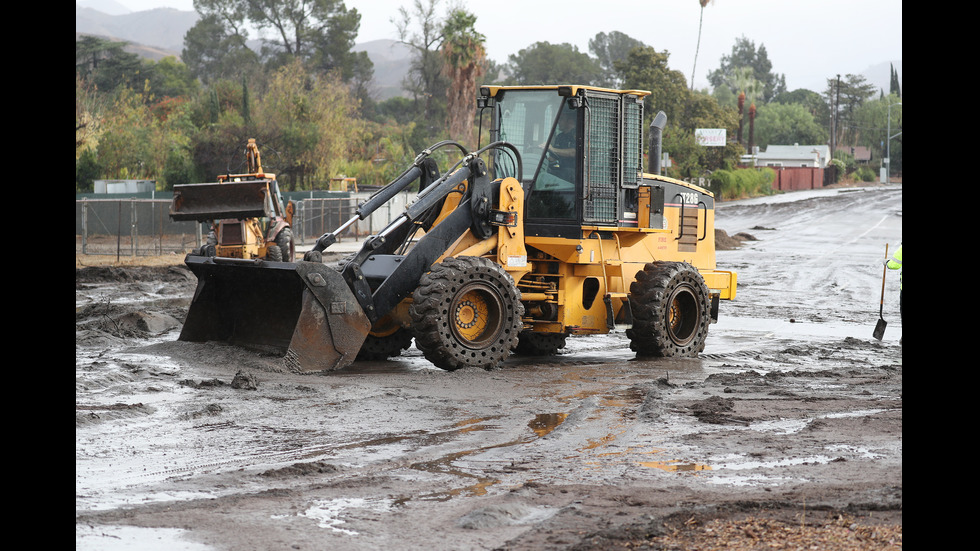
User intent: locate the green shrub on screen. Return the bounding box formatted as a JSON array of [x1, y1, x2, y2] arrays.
[[829, 159, 846, 184], [855, 166, 876, 182], [76, 149, 102, 193], [708, 167, 775, 200]]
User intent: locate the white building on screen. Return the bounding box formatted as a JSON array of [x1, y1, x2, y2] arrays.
[[754, 144, 831, 168], [94, 179, 157, 194]]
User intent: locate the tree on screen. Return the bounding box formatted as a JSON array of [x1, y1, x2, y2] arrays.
[[691, 0, 713, 89], [246, 0, 360, 65], [825, 74, 876, 149], [250, 61, 360, 190], [395, 0, 450, 132], [77, 74, 107, 156], [335, 119, 417, 187], [614, 46, 689, 130], [187, 0, 369, 85], [93, 85, 195, 188], [182, 9, 261, 85], [850, 94, 901, 173], [441, 8, 486, 146], [76, 148, 103, 192], [677, 92, 741, 176], [144, 56, 201, 99], [890, 63, 902, 98], [76, 35, 146, 93], [753, 103, 828, 149], [708, 36, 786, 103], [505, 42, 603, 86], [615, 46, 739, 176], [772, 88, 829, 126], [588, 31, 646, 88]]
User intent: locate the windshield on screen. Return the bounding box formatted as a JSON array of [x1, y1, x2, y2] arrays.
[[492, 90, 564, 182], [491, 90, 579, 219]]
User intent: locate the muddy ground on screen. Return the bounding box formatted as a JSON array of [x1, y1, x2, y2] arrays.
[[76, 185, 902, 550]]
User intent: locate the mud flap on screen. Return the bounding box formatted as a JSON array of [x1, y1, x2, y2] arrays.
[[180, 255, 371, 372]]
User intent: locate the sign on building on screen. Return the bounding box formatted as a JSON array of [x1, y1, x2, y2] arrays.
[[695, 129, 727, 147]]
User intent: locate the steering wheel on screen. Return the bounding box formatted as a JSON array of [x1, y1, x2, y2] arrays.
[[543, 146, 562, 169]]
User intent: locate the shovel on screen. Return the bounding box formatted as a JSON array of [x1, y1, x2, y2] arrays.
[[873, 244, 889, 340]]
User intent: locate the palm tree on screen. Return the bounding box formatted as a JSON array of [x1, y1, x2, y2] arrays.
[[441, 8, 486, 147], [691, 0, 714, 90]]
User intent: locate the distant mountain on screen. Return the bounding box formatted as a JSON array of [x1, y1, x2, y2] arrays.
[[77, 0, 132, 16], [859, 60, 902, 95], [353, 40, 412, 100], [76, 4, 197, 57], [75, 4, 411, 100]]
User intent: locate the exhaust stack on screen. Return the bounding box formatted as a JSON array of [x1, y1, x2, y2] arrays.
[[648, 111, 667, 175]]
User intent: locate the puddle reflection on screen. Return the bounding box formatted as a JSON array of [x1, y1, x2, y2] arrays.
[[527, 413, 568, 437], [638, 460, 712, 472]]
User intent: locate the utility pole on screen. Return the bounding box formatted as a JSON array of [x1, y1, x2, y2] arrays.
[[885, 101, 902, 184], [831, 74, 840, 160]]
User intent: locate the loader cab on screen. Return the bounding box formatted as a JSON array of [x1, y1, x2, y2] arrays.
[[483, 85, 647, 238]]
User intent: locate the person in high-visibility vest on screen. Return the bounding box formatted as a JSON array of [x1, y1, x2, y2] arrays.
[[885, 243, 902, 332]]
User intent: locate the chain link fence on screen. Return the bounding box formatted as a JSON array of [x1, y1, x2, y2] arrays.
[[76, 192, 416, 257]]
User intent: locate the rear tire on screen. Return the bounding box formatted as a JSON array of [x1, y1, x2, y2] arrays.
[[627, 262, 710, 357], [514, 331, 567, 356], [410, 256, 523, 371], [357, 329, 414, 361]]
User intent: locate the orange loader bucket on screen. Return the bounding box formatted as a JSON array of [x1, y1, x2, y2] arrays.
[[179, 255, 371, 372]]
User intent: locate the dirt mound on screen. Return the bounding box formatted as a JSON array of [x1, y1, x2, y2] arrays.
[[76, 265, 194, 284], [714, 229, 739, 250]]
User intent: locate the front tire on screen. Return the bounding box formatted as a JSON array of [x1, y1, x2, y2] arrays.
[[266, 244, 283, 262], [410, 256, 523, 371], [276, 227, 295, 262], [627, 262, 710, 357]]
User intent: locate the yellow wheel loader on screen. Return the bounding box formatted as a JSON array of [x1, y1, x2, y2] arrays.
[[169, 139, 295, 262], [177, 86, 737, 373]]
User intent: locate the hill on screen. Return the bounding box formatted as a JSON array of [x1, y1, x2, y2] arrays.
[[75, 4, 412, 100], [76, 4, 197, 54], [858, 60, 902, 95]]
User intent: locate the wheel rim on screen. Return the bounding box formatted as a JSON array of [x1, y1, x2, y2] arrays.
[[666, 285, 700, 346], [450, 283, 505, 348], [369, 314, 401, 338]]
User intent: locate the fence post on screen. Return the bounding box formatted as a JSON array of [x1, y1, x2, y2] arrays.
[[131, 199, 137, 258], [116, 201, 122, 262], [156, 200, 162, 254], [81, 200, 89, 254]]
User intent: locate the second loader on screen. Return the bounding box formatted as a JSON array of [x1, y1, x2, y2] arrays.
[[170, 139, 295, 262], [177, 85, 737, 373]]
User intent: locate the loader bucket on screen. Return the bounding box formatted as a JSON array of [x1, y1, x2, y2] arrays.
[[179, 255, 372, 372], [170, 181, 274, 221]]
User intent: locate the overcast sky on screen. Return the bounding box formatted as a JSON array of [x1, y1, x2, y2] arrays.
[[113, 0, 902, 92]]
